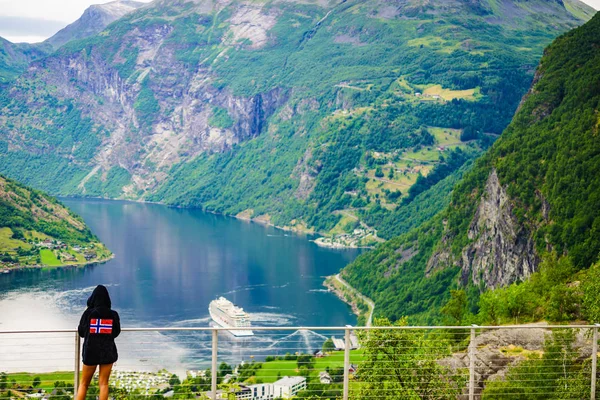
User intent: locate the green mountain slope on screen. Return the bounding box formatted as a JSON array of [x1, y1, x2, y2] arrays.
[[0, 175, 111, 269], [0, 0, 594, 237], [0, 38, 50, 84], [343, 11, 600, 323]]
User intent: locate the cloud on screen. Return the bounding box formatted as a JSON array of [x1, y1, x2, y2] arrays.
[[0, 16, 65, 43], [0, 0, 153, 23], [0, 0, 154, 43]]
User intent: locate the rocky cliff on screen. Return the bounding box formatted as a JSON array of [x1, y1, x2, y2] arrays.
[[427, 170, 540, 289]]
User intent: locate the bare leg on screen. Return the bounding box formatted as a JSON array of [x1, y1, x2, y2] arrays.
[[98, 364, 113, 400], [76, 364, 97, 400]]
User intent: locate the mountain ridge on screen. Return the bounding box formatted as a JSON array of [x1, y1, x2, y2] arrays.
[[0, 0, 594, 240], [45, 0, 146, 49]]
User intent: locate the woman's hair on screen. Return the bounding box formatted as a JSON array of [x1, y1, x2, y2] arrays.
[[87, 285, 112, 309]]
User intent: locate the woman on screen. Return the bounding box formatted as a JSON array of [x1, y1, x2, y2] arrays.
[[77, 285, 121, 400]]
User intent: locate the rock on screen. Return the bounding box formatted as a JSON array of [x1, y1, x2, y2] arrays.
[[46, 1, 146, 49], [460, 169, 539, 289], [441, 324, 596, 399]]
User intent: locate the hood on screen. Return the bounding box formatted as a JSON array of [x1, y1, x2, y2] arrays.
[[87, 285, 112, 309]]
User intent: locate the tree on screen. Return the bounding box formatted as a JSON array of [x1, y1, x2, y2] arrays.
[[354, 317, 465, 399], [32, 376, 41, 388], [0, 373, 7, 390], [441, 290, 467, 325], [218, 362, 233, 378], [322, 338, 335, 353], [329, 367, 344, 383], [296, 354, 314, 371], [582, 262, 600, 323], [388, 168, 395, 179], [375, 167, 384, 178], [483, 330, 585, 399], [169, 374, 181, 387]]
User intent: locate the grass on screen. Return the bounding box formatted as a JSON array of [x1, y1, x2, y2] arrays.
[[329, 213, 356, 236], [499, 345, 542, 359], [39, 249, 62, 266], [421, 85, 480, 101], [68, 249, 87, 263], [0, 227, 30, 251], [401, 148, 442, 162], [25, 231, 51, 241], [7, 371, 74, 391], [252, 350, 366, 383], [429, 127, 463, 146], [407, 36, 447, 48]]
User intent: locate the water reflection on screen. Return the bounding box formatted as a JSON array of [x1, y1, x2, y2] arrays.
[[0, 199, 362, 371]]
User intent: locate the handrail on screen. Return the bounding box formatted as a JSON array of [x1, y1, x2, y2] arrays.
[[0, 324, 596, 334], [0, 324, 597, 400]]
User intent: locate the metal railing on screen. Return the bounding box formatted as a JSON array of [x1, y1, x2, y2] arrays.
[[0, 324, 598, 399]]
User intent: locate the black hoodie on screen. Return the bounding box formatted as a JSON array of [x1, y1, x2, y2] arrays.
[[78, 285, 121, 365]]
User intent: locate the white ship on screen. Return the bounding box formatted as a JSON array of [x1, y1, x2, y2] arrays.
[[209, 297, 254, 337]]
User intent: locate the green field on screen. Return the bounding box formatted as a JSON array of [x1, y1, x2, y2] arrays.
[[68, 250, 87, 263], [420, 84, 481, 101], [7, 371, 74, 391], [401, 148, 442, 162], [253, 350, 365, 383], [329, 213, 357, 236], [429, 127, 463, 146], [0, 227, 31, 251], [39, 249, 62, 266]]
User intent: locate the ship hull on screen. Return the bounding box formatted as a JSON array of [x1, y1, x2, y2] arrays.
[[209, 308, 254, 337]]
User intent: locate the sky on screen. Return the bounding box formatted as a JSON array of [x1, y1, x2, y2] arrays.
[[0, 0, 598, 43], [0, 0, 153, 43]]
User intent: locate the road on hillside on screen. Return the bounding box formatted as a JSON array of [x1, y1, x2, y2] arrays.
[[335, 274, 375, 327]]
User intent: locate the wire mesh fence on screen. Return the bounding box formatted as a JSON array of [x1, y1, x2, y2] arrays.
[[0, 325, 597, 400]]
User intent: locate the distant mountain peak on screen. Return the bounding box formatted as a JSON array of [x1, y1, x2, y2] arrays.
[[45, 0, 145, 49]]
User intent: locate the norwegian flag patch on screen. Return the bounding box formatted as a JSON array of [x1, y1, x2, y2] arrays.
[[90, 318, 113, 334]]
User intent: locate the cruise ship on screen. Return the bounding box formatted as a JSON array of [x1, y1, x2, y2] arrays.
[[209, 297, 254, 337]]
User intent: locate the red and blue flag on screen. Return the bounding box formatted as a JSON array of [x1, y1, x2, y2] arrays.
[[90, 318, 113, 334]]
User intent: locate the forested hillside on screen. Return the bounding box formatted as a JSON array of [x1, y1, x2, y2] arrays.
[[0, 0, 593, 238], [0, 38, 49, 84], [343, 11, 600, 324], [0, 175, 111, 268]]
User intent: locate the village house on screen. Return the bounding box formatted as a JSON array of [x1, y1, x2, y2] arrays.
[[331, 330, 359, 351], [208, 376, 307, 400], [319, 371, 332, 384]]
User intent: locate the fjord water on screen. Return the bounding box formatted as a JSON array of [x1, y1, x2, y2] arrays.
[[0, 199, 361, 371]]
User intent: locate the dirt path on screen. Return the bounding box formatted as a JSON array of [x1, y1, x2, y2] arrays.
[[335, 274, 375, 327]]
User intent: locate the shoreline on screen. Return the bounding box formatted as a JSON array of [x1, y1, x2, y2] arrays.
[[1, 253, 114, 274], [61, 195, 375, 249], [312, 238, 375, 249], [324, 273, 375, 327]]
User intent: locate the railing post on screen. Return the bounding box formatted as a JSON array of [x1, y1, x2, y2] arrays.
[[469, 325, 477, 400], [592, 324, 598, 400], [343, 328, 351, 400], [211, 329, 218, 400], [74, 332, 81, 398]]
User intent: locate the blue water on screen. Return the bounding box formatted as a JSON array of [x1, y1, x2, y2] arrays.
[[0, 199, 361, 370]]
